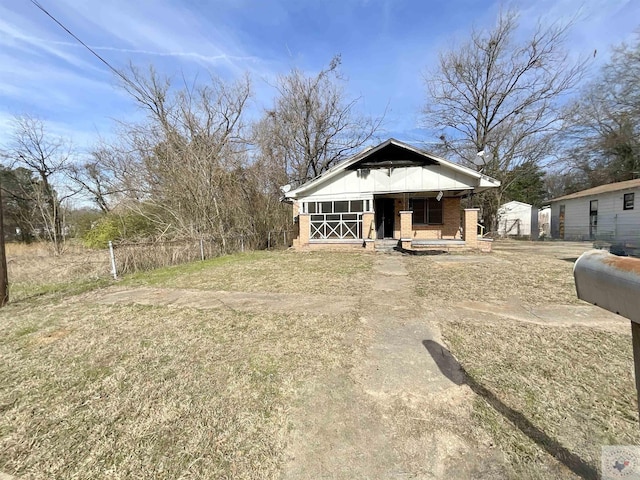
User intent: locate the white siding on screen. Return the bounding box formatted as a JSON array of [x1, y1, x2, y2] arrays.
[[497, 201, 532, 236], [538, 207, 551, 237], [551, 187, 640, 242], [298, 165, 480, 201]]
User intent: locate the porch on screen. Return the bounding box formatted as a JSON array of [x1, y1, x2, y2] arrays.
[[291, 196, 489, 252], [284, 138, 500, 253]]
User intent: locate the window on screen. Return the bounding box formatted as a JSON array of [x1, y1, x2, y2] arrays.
[[624, 193, 635, 210], [305, 200, 366, 240], [410, 198, 443, 225], [334, 201, 349, 213]]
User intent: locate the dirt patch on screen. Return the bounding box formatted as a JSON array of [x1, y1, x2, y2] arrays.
[[88, 286, 358, 315], [30, 329, 73, 347]]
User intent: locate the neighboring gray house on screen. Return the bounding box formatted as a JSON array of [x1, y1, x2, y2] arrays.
[[549, 179, 640, 243]]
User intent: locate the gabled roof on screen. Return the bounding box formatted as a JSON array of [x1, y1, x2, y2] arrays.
[[500, 200, 532, 209], [550, 178, 640, 202], [284, 138, 500, 198]]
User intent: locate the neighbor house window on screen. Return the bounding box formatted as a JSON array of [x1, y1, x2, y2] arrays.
[[624, 193, 635, 210], [410, 198, 443, 225]]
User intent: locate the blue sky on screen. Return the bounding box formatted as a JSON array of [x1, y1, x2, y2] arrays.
[[1, 0, 639, 152]]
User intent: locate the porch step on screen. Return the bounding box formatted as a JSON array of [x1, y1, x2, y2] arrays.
[[411, 239, 465, 247], [375, 239, 400, 253]]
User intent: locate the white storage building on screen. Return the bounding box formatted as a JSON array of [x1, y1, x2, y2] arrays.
[[497, 201, 533, 237]]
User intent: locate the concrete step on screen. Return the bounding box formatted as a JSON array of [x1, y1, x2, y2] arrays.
[[374, 239, 400, 253]]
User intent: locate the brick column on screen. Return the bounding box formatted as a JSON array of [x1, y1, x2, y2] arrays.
[[360, 212, 374, 250], [400, 210, 413, 249], [362, 212, 374, 239], [296, 214, 310, 249], [463, 208, 479, 249]]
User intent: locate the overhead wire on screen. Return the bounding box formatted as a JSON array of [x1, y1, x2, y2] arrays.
[[28, 0, 144, 96]]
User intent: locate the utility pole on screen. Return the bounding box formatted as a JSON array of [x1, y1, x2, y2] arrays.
[[0, 180, 8, 307]]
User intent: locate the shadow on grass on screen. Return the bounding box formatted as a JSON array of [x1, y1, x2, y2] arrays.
[[422, 339, 597, 479], [560, 257, 579, 263]]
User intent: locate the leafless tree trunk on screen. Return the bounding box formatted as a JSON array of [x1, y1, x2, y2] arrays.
[[254, 55, 384, 187], [112, 65, 254, 242], [7, 115, 74, 254], [560, 35, 640, 191], [423, 10, 586, 229], [67, 153, 118, 213]]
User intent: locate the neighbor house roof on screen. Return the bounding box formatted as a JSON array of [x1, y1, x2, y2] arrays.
[[550, 178, 640, 202], [284, 138, 500, 199]]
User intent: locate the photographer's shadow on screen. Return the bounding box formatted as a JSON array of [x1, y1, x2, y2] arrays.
[[422, 339, 597, 479]]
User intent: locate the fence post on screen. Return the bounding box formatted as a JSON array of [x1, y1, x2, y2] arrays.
[[268, 231, 271, 250], [200, 238, 205, 261], [108, 241, 117, 280], [283, 230, 286, 247], [241, 234, 244, 252]]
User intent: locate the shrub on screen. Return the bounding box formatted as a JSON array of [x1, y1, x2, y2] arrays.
[[82, 212, 155, 248]]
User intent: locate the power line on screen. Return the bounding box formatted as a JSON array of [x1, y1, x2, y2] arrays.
[[28, 0, 140, 93]]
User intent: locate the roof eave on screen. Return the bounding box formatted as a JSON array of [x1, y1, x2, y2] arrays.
[[283, 138, 501, 198]]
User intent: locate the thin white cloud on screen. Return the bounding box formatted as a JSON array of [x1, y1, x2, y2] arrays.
[[52, 0, 263, 74], [10, 35, 264, 65], [0, 10, 98, 72]]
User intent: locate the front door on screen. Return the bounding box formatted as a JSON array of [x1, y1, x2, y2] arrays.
[[375, 198, 395, 239]]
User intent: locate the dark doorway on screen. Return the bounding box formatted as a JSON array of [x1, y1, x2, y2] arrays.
[[589, 200, 598, 240], [375, 198, 395, 239]]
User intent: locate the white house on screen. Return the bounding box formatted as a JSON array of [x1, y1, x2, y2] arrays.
[[497, 201, 533, 237], [284, 138, 501, 252], [549, 179, 640, 243]]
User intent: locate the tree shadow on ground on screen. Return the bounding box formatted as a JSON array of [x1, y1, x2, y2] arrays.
[[422, 339, 597, 479]]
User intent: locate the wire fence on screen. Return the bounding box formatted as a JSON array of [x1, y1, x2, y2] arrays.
[[109, 229, 294, 277], [552, 223, 640, 244]]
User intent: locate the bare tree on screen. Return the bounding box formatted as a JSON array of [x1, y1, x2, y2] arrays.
[[561, 34, 640, 190], [114, 65, 254, 246], [7, 115, 74, 253], [255, 55, 383, 187], [67, 159, 114, 214], [423, 10, 585, 228]]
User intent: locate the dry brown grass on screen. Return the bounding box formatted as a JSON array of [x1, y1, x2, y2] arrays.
[[0, 249, 371, 478], [0, 298, 362, 478], [406, 241, 586, 307], [411, 240, 639, 478], [3, 239, 630, 478], [5, 242, 111, 302], [441, 319, 639, 479], [122, 250, 375, 296]]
